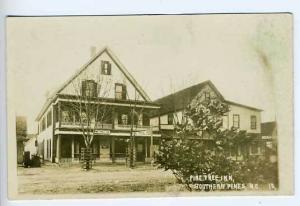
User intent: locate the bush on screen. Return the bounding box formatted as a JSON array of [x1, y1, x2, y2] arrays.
[[155, 97, 278, 191]]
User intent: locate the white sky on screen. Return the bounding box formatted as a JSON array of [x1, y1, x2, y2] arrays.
[[7, 14, 292, 133]]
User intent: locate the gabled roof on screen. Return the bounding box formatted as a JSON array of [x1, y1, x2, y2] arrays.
[[36, 47, 151, 121], [153, 80, 224, 116], [153, 80, 262, 116], [261, 121, 277, 136], [224, 100, 263, 111], [56, 47, 151, 101]]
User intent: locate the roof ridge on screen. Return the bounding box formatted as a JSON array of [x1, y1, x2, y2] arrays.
[[154, 80, 211, 102]]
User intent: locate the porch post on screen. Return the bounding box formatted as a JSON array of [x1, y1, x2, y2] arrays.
[[50, 136, 54, 163], [145, 137, 148, 158], [56, 134, 61, 163], [111, 137, 115, 163], [150, 135, 153, 159], [71, 136, 75, 161], [58, 101, 61, 127]]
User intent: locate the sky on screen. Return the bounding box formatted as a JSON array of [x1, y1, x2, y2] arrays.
[[6, 14, 292, 133]]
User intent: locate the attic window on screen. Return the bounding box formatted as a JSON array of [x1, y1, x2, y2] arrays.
[[204, 91, 211, 100], [101, 60, 111, 75]]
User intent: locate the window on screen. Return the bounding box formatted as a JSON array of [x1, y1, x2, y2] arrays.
[[81, 80, 97, 97], [233, 114, 240, 128], [46, 110, 52, 128], [101, 60, 111, 75], [121, 114, 128, 125], [250, 144, 260, 155], [62, 111, 72, 123], [41, 117, 46, 131], [204, 91, 211, 100], [222, 115, 229, 129], [138, 113, 143, 126], [115, 83, 127, 100], [250, 115, 257, 129], [167, 113, 174, 125], [143, 113, 150, 126]]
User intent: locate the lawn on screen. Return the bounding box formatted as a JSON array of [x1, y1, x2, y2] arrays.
[[17, 163, 184, 194]]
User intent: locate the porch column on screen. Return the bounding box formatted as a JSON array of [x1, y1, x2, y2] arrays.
[[58, 101, 61, 127], [145, 137, 148, 158], [71, 137, 75, 161], [150, 135, 153, 159], [50, 136, 54, 163], [56, 135, 61, 163], [111, 137, 115, 163]]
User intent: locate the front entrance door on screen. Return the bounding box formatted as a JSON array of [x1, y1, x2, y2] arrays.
[[61, 138, 71, 158], [136, 138, 145, 162]]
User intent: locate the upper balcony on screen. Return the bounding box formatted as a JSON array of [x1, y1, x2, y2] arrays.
[[115, 124, 159, 131], [55, 121, 159, 132]]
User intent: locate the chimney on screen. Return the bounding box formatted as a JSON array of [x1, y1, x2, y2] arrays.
[[90, 46, 96, 58]]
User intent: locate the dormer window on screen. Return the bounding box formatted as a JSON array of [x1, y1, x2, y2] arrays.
[[101, 60, 111, 75], [82, 80, 97, 97]]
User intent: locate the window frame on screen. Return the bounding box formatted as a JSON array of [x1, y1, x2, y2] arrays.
[[41, 117, 46, 131], [250, 115, 257, 129], [46, 110, 52, 128], [167, 113, 174, 125], [121, 114, 128, 125], [204, 91, 211, 100], [222, 114, 229, 129], [233, 114, 240, 128], [115, 83, 127, 100], [81, 80, 97, 97], [101, 60, 112, 75]]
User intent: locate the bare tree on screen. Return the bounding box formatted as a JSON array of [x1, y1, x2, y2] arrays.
[[65, 68, 113, 169]]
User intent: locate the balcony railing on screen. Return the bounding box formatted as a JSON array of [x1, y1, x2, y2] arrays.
[[115, 124, 159, 131], [55, 121, 159, 131], [57, 121, 113, 129], [160, 124, 175, 130]]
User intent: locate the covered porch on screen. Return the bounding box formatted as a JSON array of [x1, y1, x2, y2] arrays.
[[52, 134, 160, 164]]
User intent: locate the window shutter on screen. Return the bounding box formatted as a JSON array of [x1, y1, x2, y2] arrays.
[[122, 85, 127, 100], [107, 62, 111, 75], [93, 82, 97, 97], [81, 80, 87, 96]]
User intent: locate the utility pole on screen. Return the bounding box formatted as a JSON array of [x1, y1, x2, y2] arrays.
[[128, 90, 137, 168], [129, 106, 135, 168]]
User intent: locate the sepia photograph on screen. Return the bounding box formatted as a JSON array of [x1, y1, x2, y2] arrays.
[[6, 14, 293, 199]]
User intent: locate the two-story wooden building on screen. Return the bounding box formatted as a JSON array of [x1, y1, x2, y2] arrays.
[[35, 47, 161, 164], [150, 80, 265, 159]]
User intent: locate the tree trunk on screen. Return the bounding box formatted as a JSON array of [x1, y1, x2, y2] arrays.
[[81, 145, 93, 170]]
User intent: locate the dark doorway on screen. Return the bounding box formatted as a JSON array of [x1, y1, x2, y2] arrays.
[[114, 138, 127, 158], [136, 138, 145, 162], [61, 137, 72, 158]]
